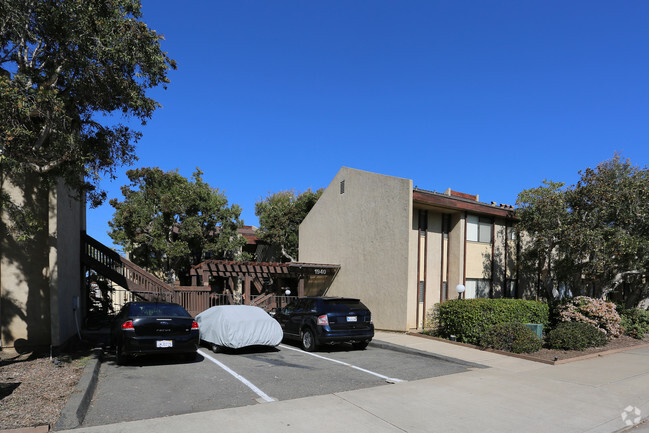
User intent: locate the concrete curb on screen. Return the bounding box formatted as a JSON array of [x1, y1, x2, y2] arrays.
[[368, 339, 487, 369], [406, 331, 649, 365], [52, 348, 103, 431]]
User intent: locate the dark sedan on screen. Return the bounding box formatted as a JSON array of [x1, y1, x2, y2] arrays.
[[111, 302, 200, 364], [273, 297, 374, 351]]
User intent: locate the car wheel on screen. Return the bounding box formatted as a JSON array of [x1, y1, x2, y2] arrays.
[[115, 343, 126, 365], [301, 328, 317, 352], [211, 344, 222, 353], [352, 340, 369, 350]]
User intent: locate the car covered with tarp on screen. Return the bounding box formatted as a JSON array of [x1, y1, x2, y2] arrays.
[[196, 305, 283, 351]]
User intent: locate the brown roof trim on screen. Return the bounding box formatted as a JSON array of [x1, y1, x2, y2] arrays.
[[413, 189, 517, 219], [190, 260, 340, 277]]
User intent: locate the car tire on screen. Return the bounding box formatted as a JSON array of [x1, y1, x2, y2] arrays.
[[301, 328, 317, 352], [211, 344, 222, 353], [352, 340, 369, 350], [115, 343, 126, 365]]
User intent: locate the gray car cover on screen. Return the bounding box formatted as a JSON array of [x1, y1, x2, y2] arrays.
[[196, 305, 283, 349]]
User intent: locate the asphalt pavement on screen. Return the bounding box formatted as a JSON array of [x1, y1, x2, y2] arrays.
[[53, 331, 649, 433]]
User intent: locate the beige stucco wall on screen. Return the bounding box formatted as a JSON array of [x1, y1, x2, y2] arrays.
[[1, 175, 83, 350], [412, 210, 444, 328], [447, 213, 465, 298], [424, 212, 443, 308], [49, 179, 83, 346], [465, 242, 492, 279], [299, 167, 413, 331], [1, 175, 52, 349]]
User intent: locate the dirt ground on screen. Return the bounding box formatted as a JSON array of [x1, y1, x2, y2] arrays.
[[1, 335, 648, 431], [0, 349, 89, 431], [528, 334, 649, 362]]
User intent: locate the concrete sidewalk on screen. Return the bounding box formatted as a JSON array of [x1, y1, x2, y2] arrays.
[[56, 331, 649, 433]]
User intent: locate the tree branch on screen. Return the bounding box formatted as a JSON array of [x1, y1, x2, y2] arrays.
[[31, 124, 51, 152], [281, 245, 296, 262]]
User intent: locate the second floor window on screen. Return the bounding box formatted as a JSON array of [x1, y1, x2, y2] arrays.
[[467, 215, 492, 243]]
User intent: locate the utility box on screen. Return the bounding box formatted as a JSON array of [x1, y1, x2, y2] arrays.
[[524, 323, 543, 339]]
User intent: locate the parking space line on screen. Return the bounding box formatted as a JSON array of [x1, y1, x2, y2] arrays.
[[279, 344, 405, 383], [198, 349, 277, 402]]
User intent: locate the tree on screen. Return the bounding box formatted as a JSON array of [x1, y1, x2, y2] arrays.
[[255, 189, 323, 262], [516, 155, 649, 306], [0, 0, 176, 226], [108, 168, 247, 285]]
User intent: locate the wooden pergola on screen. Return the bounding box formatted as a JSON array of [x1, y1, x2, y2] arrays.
[[189, 260, 341, 302]]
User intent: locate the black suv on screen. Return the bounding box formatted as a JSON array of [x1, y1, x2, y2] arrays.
[[273, 297, 374, 351]]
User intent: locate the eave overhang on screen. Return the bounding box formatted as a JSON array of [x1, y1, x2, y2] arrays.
[[413, 189, 517, 220]]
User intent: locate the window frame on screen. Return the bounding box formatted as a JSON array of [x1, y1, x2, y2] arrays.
[[467, 215, 492, 244]]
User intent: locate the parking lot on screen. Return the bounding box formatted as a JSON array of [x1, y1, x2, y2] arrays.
[[82, 342, 471, 427]]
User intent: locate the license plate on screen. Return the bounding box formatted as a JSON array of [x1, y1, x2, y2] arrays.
[[156, 340, 173, 348], [346, 316, 357, 322]]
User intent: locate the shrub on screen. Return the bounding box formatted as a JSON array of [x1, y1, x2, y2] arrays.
[[620, 308, 649, 339], [479, 322, 542, 354], [428, 299, 549, 345], [546, 322, 608, 351], [555, 296, 622, 337]]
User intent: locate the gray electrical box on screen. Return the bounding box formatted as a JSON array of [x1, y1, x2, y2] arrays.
[[524, 323, 543, 339]]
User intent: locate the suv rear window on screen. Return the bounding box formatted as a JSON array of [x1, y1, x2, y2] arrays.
[[321, 299, 368, 312]]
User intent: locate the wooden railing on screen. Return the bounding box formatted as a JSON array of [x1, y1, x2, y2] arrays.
[[82, 234, 299, 317], [82, 234, 175, 302]]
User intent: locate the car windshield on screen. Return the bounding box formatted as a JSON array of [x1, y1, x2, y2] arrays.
[[128, 303, 190, 317], [322, 299, 368, 312]]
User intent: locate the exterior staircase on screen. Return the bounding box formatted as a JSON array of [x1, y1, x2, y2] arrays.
[[81, 233, 175, 303]]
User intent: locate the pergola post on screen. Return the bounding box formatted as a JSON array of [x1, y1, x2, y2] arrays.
[[298, 277, 305, 297], [244, 274, 251, 305]]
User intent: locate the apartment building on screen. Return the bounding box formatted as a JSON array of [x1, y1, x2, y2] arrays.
[[299, 167, 525, 332]]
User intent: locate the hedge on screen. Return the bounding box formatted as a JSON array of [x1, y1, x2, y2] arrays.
[[546, 321, 608, 350], [620, 308, 649, 339], [479, 322, 543, 354], [428, 298, 550, 345]]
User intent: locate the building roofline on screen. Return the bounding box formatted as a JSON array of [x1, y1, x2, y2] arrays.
[[413, 188, 517, 219]]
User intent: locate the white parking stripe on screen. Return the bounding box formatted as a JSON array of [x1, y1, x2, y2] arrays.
[[198, 349, 277, 403], [279, 344, 405, 383]]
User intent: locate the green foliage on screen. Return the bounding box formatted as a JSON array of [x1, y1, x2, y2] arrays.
[[620, 308, 649, 339], [555, 296, 622, 337], [0, 0, 175, 234], [479, 322, 542, 354], [546, 322, 608, 351], [428, 299, 549, 345], [516, 155, 649, 305], [109, 167, 246, 285], [255, 189, 323, 261]]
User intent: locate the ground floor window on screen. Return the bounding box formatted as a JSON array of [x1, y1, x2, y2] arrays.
[[505, 279, 517, 298], [465, 279, 490, 298]]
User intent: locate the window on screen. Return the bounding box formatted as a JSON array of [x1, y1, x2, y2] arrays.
[[340, 180, 345, 194], [418, 209, 428, 231], [465, 279, 491, 299], [505, 279, 516, 298], [442, 281, 448, 302], [467, 215, 492, 243], [419, 281, 425, 302], [442, 214, 451, 239], [506, 222, 517, 241]]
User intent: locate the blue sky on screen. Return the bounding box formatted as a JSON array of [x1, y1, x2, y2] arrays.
[[88, 0, 649, 249]]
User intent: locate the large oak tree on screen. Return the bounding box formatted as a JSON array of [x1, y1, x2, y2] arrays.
[[255, 189, 322, 262], [109, 168, 246, 285], [516, 156, 649, 307], [0, 0, 175, 233]]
